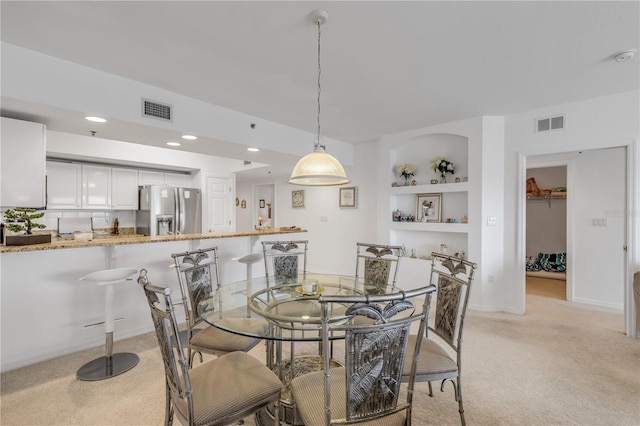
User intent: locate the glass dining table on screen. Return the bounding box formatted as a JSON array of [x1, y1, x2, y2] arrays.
[[197, 273, 396, 425]]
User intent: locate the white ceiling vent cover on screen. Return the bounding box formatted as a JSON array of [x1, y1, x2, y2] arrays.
[[142, 98, 172, 122], [536, 114, 565, 133]]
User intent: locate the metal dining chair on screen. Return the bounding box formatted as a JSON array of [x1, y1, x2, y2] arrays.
[[290, 284, 436, 425], [171, 246, 267, 366], [138, 270, 281, 426], [402, 252, 477, 425]]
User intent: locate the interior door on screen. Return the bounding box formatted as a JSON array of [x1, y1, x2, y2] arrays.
[[206, 177, 232, 233]]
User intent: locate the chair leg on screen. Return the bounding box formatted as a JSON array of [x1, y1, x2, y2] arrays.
[[456, 377, 465, 426], [165, 383, 174, 426], [427, 381, 434, 397]]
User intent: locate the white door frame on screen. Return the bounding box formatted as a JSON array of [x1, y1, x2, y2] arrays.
[[516, 139, 639, 337]]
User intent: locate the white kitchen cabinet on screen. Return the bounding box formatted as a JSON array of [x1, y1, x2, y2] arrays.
[[1, 117, 46, 208], [82, 165, 111, 209], [46, 161, 82, 209], [111, 168, 138, 209], [139, 170, 190, 187], [137, 170, 165, 185], [164, 172, 190, 187]]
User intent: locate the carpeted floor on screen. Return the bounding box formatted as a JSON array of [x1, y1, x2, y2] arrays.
[[1, 291, 639, 425]]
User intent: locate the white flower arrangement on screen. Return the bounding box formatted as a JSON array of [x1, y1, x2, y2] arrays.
[[431, 156, 455, 178], [396, 164, 416, 180]]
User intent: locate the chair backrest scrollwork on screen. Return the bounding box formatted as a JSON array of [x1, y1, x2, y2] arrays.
[[262, 240, 308, 285], [355, 242, 403, 295], [429, 253, 477, 350], [171, 247, 220, 328]]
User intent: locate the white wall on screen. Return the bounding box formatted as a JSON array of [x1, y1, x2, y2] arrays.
[[240, 142, 379, 277], [504, 90, 639, 316], [235, 181, 254, 231]]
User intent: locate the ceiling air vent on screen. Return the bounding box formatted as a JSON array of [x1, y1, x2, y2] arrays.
[[536, 114, 565, 133], [142, 98, 172, 122]]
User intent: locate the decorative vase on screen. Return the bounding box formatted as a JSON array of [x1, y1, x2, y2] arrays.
[[440, 174, 447, 184]]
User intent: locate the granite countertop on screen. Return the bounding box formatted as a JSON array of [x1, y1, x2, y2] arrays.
[[0, 228, 306, 253]]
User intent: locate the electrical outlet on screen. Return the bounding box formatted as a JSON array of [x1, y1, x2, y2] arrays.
[[487, 217, 497, 226]]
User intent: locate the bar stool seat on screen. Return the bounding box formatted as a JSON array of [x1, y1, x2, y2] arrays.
[[77, 267, 139, 381], [236, 252, 263, 279]]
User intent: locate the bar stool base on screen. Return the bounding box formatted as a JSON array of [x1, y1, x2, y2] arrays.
[[76, 353, 139, 381]]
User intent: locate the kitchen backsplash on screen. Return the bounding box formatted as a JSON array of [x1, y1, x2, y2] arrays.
[[1, 209, 135, 232]]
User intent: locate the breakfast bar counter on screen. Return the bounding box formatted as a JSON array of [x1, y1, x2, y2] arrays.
[[0, 227, 307, 373], [0, 228, 306, 253]]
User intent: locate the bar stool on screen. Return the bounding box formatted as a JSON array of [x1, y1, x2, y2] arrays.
[[77, 267, 139, 381], [236, 252, 264, 280]]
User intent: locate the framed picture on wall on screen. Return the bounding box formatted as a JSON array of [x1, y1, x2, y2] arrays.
[[339, 187, 357, 208], [292, 190, 305, 208], [416, 193, 442, 222]]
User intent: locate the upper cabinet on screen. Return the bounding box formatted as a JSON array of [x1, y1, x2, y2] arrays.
[[46, 162, 82, 209], [111, 168, 139, 209], [82, 165, 112, 209], [47, 161, 193, 210], [139, 170, 190, 187], [1, 117, 46, 208]]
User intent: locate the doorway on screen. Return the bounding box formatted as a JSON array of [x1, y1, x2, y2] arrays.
[[525, 164, 568, 301], [254, 184, 275, 229], [520, 147, 628, 327]]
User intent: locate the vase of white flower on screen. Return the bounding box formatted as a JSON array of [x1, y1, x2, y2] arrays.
[[396, 164, 416, 186], [431, 156, 455, 183]]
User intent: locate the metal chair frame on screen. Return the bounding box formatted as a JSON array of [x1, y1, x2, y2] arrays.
[[291, 285, 436, 425], [137, 270, 280, 426], [407, 252, 477, 426], [172, 246, 261, 366]]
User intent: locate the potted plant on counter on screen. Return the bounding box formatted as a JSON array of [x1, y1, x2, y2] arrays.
[[3, 207, 51, 246]]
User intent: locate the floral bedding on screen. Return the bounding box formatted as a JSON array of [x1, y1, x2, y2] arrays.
[[526, 252, 566, 272]]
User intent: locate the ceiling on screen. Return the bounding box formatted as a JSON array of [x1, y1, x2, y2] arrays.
[[1, 1, 638, 180]]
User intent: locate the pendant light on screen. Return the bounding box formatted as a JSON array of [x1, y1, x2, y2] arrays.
[[288, 10, 350, 186]]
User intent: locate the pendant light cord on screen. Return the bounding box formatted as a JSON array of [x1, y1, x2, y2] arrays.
[[316, 19, 324, 150]]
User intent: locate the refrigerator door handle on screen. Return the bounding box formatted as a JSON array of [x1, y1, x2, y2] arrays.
[[174, 188, 181, 235]]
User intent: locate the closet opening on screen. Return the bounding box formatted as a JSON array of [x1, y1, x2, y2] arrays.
[[525, 165, 568, 301]]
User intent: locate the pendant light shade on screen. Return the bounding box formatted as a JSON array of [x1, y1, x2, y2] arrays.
[[289, 144, 349, 186], [289, 9, 349, 186]]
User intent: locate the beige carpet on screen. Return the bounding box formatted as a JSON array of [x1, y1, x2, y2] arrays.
[[1, 292, 639, 425]]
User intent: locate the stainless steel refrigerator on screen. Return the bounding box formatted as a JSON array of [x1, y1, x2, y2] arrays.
[[137, 185, 202, 236]]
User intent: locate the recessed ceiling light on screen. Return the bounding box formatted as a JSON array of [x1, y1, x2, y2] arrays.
[[247, 147, 259, 152], [181, 135, 197, 140], [166, 141, 181, 147], [85, 116, 107, 123]]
